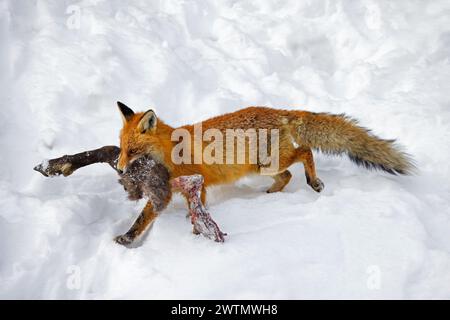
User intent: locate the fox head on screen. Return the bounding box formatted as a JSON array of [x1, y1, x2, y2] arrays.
[[117, 101, 159, 173]]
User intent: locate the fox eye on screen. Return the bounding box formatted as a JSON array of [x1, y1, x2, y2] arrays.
[[128, 148, 139, 156]]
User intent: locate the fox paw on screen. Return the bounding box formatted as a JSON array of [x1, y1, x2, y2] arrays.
[[114, 234, 134, 246], [266, 185, 284, 193], [309, 178, 324, 193]]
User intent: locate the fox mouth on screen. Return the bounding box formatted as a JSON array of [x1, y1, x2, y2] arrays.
[[120, 154, 143, 174]]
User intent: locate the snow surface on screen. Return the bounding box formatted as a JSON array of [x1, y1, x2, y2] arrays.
[[1, 0, 450, 299]]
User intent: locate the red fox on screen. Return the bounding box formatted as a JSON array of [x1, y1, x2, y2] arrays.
[[116, 102, 414, 242]]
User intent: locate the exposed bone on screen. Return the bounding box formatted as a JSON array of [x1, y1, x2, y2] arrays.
[[171, 175, 226, 243]]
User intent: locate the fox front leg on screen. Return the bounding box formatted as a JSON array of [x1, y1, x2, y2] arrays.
[[33, 146, 120, 177], [114, 200, 159, 246]]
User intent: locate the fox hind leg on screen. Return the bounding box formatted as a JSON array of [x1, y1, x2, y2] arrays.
[[296, 148, 324, 193], [115, 200, 159, 245], [267, 170, 292, 193]]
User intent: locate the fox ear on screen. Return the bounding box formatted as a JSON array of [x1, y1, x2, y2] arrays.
[[117, 101, 134, 122], [138, 109, 157, 133]]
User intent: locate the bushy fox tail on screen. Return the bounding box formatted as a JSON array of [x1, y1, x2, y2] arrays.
[[294, 112, 416, 175]]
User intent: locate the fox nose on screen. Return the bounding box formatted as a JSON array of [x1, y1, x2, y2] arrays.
[[117, 164, 128, 174], [116, 162, 126, 174]]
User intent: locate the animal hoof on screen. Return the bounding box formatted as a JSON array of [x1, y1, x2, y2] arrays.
[[192, 226, 201, 235], [33, 161, 74, 177], [33, 164, 49, 177], [310, 178, 324, 193], [114, 234, 133, 246]]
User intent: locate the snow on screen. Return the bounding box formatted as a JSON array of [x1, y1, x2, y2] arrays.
[[1, 0, 450, 299]]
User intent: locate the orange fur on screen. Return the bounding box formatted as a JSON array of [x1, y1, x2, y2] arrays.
[[118, 107, 302, 186], [117, 105, 414, 201]]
